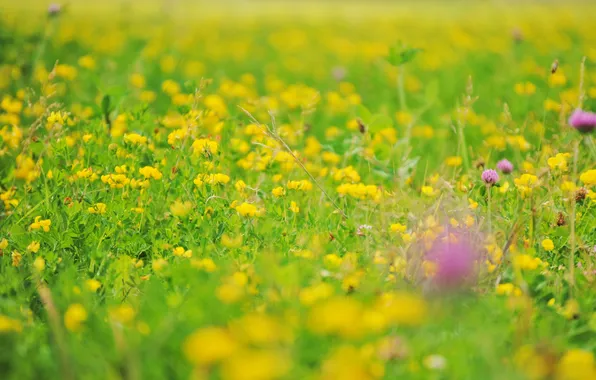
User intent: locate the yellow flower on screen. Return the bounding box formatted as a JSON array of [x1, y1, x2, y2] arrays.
[[109, 304, 136, 325], [162, 79, 180, 95], [289, 201, 300, 213], [271, 186, 286, 197], [560, 181, 577, 193], [88, 203, 107, 214], [221, 349, 290, 380], [191, 138, 219, 157], [561, 299, 580, 320], [173, 246, 192, 258], [85, 279, 101, 292], [468, 198, 478, 210], [389, 223, 407, 233], [333, 166, 361, 183], [202, 173, 230, 185], [102, 173, 131, 189], [236, 202, 259, 217], [130, 73, 146, 88], [170, 200, 192, 217], [513, 254, 543, 271], [78, 55, 95, 70], [0, 238, 8, 250], [27, 241, 40, 253], [374, 292, 427, 326], [47, 111, 68, 127], [221, 234, 243, 249], [549, 71, 566, 87], [541, 239, 555, 252], [496, 283, 522, 296], [513, 345, 550, 380], [298, 282, 334, 306], [152, 258, 168, 272], [64, 304, 87, 332], [320, 345, 381, 380], [580, 169, 596, 187], [514, 82, 536, 95], [308, 296, 364, 338], [191, 258, 217, 272], [123, 133, 148, 145], [30, 216, 51, 232], [182, 327, 238, 365], [234, 180, 247, 192], [421, 185, 436, 197], [138, 166, 162, 180], [499, 181, 509, 194], [287, 180, 313, 191], [556, 349, 596, 380], [547, 153, 571, 171], [33, 256, 45, 272], [140, 90, 156, 103], [11, 251, 21, 267], [337, 183, 380, 200], [396, 111, 413, 125], [445, 156, 463, 167], [0, 314, 22, 333], [514, 174, 539, 198]]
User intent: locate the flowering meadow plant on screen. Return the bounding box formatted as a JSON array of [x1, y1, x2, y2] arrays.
[[1, 1, 596, 379]]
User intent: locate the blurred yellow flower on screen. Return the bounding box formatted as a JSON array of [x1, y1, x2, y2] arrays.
[[64, 304, 87, 332], [183, 327, 238, 365], [541, 239, 555, 252], [170, 200, 192, 217]]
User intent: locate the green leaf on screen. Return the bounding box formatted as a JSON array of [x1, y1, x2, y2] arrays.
[[368, 113, 393, 133], [355, 104, 372, 124], [387, 43, 423, 66], [101, 94, 111, 115], [399, 47, 423, 65], [425, 79, 439, 103]]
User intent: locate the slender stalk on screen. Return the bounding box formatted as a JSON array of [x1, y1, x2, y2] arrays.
[[569, 139, 579, 294], [487, 185, 492, 236], [397, 66, 407, 111], [37, 282, 74, 380]]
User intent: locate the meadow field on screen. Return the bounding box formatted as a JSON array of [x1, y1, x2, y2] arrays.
[[1, 1, 596, 379]]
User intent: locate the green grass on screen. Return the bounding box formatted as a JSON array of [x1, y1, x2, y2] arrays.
[[1, 2, 596, 379]]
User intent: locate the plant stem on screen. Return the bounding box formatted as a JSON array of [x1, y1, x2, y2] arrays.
[[569, 139, 579, 294], [397, 66, 407, 111], [487, 184, 492, 236]]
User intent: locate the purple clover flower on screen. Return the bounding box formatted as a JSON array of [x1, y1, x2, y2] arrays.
[[481, 169, 499, 185], [48, 3, 61, 15], [496, 159, 513, 174], [569, 109, 596, 134], [426, 230, 478, 289]]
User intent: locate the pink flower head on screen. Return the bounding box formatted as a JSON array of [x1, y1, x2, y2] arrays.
[[496, 159, 513, 174], [569, 109, 596, 134], [426, 230, 478, 289], [481, 169, 499, 185], [48, 3, 61, 15], [331, 66, 347, 81]]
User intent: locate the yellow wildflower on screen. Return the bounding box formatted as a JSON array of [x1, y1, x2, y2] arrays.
[[170, 200, 192, 217], [183, 327, 238, 366], [27, 241, 40, 253], [580, 169, 596, 187], [88, 203, 107, 214], [30, 216, 51, 232], [64, 304, 87, 332], [541, 239, 555, 252]]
